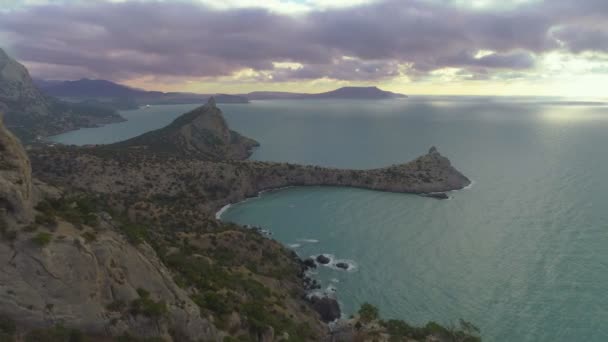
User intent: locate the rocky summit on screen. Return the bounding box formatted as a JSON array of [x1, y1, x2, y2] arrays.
[[113, 97, 259, 160]]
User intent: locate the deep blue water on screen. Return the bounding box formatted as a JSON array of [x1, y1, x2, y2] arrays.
[[52, 97, 608, 342]]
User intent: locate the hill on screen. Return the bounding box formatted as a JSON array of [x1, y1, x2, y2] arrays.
[[36, 78, 250, 106], [112, 97, 259, 160], [0, 48, 124, 141], [244, 86, 407, 100]]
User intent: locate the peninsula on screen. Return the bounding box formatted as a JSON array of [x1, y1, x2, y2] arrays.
[[1, 98, 476, 341]]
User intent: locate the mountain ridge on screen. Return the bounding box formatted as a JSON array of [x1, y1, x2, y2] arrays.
[[111, 97, 259, 160], [0, 48, 125, 141]]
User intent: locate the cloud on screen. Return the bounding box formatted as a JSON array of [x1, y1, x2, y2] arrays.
[[0, 0, 607, 83]]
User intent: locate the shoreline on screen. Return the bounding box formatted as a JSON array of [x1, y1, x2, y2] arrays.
[[215, 180, 473, 220], [214, 179, 475, 322]]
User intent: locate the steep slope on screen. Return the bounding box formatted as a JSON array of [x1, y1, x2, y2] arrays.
[[0, 114, 33, 224], [0, 119, 220, 341], [112, 97, 259, 160], [0, 49, 124, 141]]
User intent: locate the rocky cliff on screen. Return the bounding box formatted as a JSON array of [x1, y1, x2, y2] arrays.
[[0, 115, 33, 224], [0, 119, 220, 341], [23, 102, 475, 341], [0, 48, 124, 141], [113, 97, 259, 160]]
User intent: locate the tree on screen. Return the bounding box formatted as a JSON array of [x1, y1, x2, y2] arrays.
[[358, 303, 379, 324]]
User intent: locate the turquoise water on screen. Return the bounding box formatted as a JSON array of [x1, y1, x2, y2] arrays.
[[52, 98, 608, 341]]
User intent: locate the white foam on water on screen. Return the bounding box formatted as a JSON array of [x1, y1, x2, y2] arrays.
[[215, 203, 232, 219], [299, 238, 320, 243], [288, 243, 302, 249]]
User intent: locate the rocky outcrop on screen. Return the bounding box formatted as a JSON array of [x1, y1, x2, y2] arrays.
[[309, 296, 341, 323], [0, 223, 218, 341], [0, 118, 218, 341], [316, 255, 331, 265], [0, 48, 124, 141], [0, 116, 33, 224], [113, 97, 259, 160]]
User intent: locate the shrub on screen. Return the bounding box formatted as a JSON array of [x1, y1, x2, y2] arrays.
[[25, 325, 84, 342], [130, 289, 167, 319], [31, 232, 52, 247], [119, 223, 148, 244], [81, 231, 97, 243], [0, 314, 16, 336], [358, 303, 379, 324]]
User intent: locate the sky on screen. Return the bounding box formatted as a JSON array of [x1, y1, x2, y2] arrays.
[[1, 0, 607, 96]]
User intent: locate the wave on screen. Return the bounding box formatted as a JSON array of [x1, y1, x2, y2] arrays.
[[298, 238, 320, 243], [461, 179, 476, 191], [288, 243, 302, 249], [215, 203, 232, 219]]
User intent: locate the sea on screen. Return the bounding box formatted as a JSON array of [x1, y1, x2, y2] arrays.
[[50, 96, 608, 342]]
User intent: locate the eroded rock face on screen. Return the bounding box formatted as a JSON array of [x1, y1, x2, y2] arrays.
[[0, 224, 218, 341], [0, 117, 33, 223]]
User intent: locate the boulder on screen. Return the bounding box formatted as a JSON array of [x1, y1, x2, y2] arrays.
[[336, 262, 349, 270], [316, 254, 331, 265], [309, 296, 341, 323], [303, 258, 317, 269]]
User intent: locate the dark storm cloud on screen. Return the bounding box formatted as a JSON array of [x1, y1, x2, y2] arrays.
[[0, 0, 606, 82]]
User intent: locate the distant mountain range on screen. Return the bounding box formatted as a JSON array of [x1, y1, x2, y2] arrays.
[[36, 78, 407, 104], [35, 78, 250, 106], [244, 86, 407, 100]]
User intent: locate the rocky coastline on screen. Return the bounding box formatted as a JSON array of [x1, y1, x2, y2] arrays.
[[0, 98, 479, 341]]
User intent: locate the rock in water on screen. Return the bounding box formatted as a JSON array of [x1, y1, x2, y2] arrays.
[[336, 262, 349, 270], [420, 192, 449, 200], [309, 296, 341, 322], [303, 258, 317, 269], [0, 116, 33, 223], [316, 254, 331, 265]]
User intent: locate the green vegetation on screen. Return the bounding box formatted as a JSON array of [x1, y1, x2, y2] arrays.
[[0, 216, 17, 242], [117, 222, 148, 245], [81, 231, 97, 243], [24, 325, 84, 342], [0, 314, 16, 341], [31, 232, 52, 247], [358, 302, 379, 323], [130, 288, 168, 319], [352, 302, 482, 341], [35, 196, 99, 228]]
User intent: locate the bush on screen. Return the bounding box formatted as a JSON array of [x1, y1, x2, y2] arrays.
[[119, 223, 148, 244], [0, 314, 16, 336], [358, 303, 379, 323], [81, 231, 97, 243], [25, 325, 84, 342], [130, 288, 167, 319], [31, 232, 52, 247]]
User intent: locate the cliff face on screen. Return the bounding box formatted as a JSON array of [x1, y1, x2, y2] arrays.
[[114, 97, 259, 160], [0, 49, 124, 141], [0, 119, 219, 341], [0, 224, 218, 341], [0, 116, 33, 224]]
